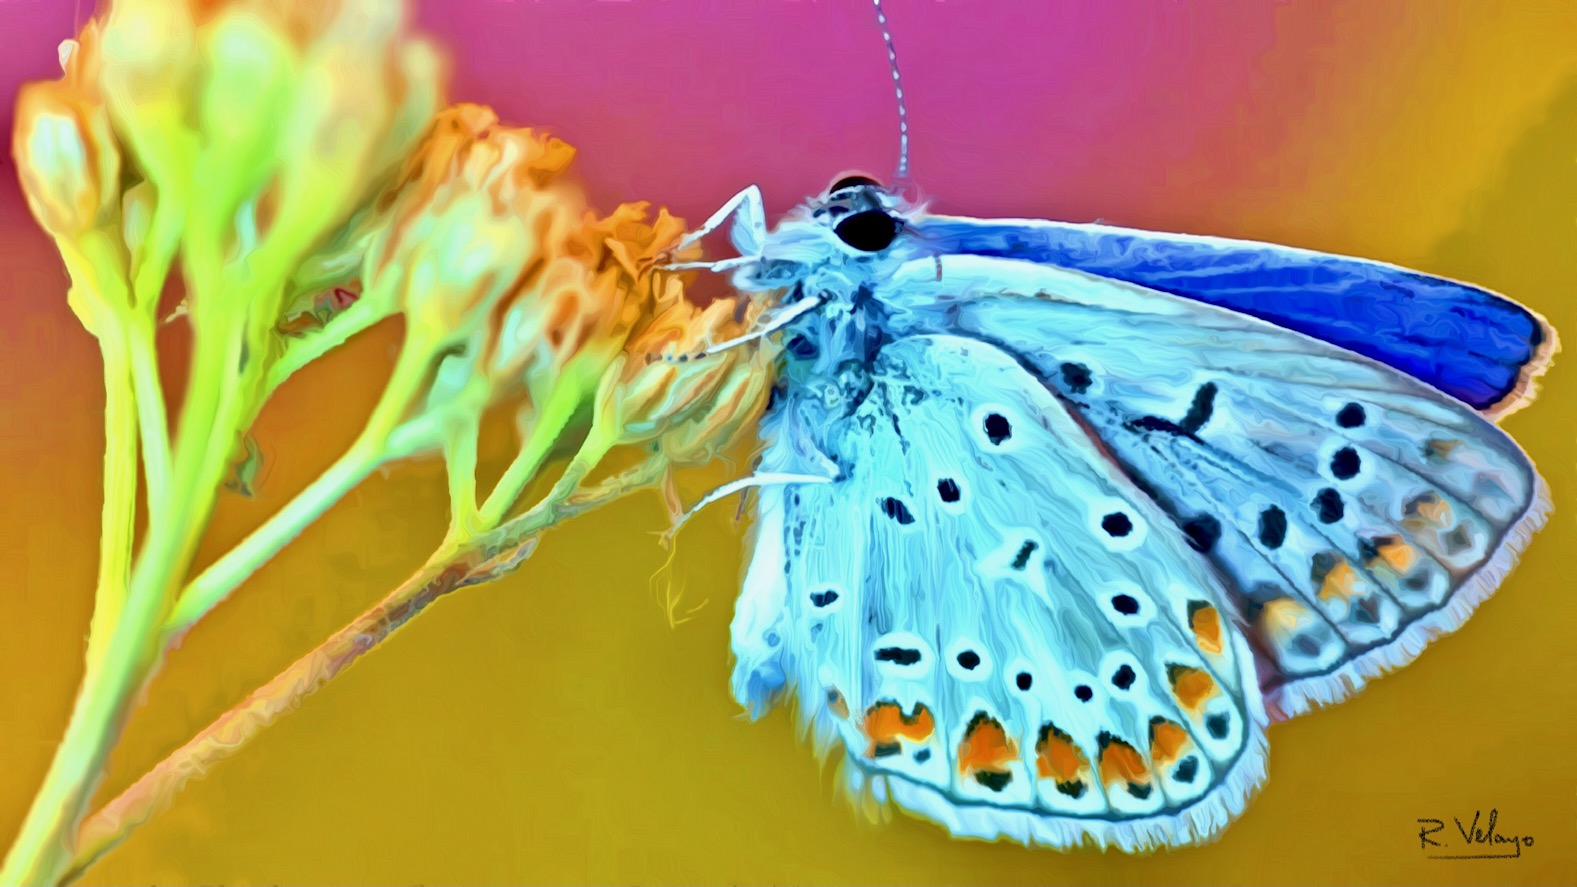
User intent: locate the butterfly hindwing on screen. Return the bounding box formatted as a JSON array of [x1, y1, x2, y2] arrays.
[[881, 254, 1549, 721], [732, 333, 1270, 851]]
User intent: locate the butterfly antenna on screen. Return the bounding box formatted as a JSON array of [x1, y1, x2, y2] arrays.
[[872, 0, 911, 183]]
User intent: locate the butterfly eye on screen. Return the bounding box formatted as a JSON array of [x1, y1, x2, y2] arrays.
[[828, 173, 882, 194], [834, 210, 901, 252]]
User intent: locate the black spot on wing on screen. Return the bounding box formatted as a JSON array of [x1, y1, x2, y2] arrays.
[[1111, 594, 1140, 616], [1179, 382, 1217, 434], [1101, 512, 1133, 537], [1174, 757, 1199, 783], [1010, 539, 1039, 570], [1205, 713, 1230, 740], [983, 412, 1012, 445], [1074, 685, 1093, 702], [1015, 672, 1033, 691], [1330, 446, 1361, 480], [936, 478, 960, 503], [1111, 664, 1137, 690], [1336, 402, 1366, 428], [1059, 361, 1093, 394], [974, 770, 1013, 792], [1443, 524, 1474, 555], [1127, 415, 1195, 439], [809, 589, 839, 608], [956, 650, 981, 670], [1258, 506, 1288, 549], [875, 647, 922, 666], [1312, 487, 1345, 523], [881, 497, 915, 524], [1183, 515, 1221, 553]]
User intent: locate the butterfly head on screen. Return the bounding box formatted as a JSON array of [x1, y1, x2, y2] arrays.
[[731, 172, 917, 298], [812, 172, 907, 253]]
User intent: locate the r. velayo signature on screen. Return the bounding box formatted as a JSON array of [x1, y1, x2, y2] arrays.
[[1417, 809, 1534, 860]]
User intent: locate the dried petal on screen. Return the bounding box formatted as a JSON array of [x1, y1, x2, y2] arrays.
[[363, 109, 584, 350], [608, 295, 774, 456], [658, 344, 775, 467]]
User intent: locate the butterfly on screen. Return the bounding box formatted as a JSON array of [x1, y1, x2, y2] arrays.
[[657, 1, 1556, 853]]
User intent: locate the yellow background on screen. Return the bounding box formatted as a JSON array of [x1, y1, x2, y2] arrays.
[[2, 1, 1575, 884]]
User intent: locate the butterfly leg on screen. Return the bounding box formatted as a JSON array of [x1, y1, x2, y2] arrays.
[[658, 184, 768, 272], [653, 293, 827, 364], [659, 468, 836, 547]]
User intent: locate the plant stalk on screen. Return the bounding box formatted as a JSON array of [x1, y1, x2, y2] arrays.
[[62, 457, 663, 885]]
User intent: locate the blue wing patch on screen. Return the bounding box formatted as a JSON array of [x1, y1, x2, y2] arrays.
[[909, 215, 1557, 416]]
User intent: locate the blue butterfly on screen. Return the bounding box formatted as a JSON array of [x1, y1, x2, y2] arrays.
[[660, 3, 1556, 853]]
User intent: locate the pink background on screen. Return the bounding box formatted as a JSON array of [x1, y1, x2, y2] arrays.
[[2, 1, 1575, 884]]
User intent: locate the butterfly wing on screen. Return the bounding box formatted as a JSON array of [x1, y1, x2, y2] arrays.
[[908, 215, 1557, 417], [730, 334, 1270, 851], [880, 254, 1550, 721]]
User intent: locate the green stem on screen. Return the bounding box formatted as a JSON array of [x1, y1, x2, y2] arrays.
[[63, 457, 665, 886], [124, 312, 169, 517], [162, 438, 385, 638], [163, 328, 439, 638], [2, 246, 243, 887], [443, 413, 481, 539], [127, 192, 181, 517], [0, 604, 164, 886], [473, 380, 586, 532], [82, 325, 139, 674], [264, 292, 388, 396]]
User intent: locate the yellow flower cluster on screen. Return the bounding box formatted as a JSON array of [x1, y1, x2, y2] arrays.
[[6, 1, 777, 884]]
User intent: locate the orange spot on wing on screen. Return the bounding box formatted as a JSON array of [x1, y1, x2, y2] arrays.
[[1149, 719, 1191, 767], [1366, 535, 1419, 573], [1404, 493, 1452, 530], [1424, 439, 1461, 461], [1188, 602, 1223, 655], [1167, 664, 1220, 713], [1034, 724, 1088, 782], [957, 712, 1019, 777], [862, 701, 934, 757], [1097, 735, 1151, 788], [1315, 557, 1357, 602], [1259, 598, 1308, 637]]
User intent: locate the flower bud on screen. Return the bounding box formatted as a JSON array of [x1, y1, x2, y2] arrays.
[[262, 0, 440, 265], [97, 2, 199, 198], [13, 80, 121, 240], [190, 7, 298, 230]]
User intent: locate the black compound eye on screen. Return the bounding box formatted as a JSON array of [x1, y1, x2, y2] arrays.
[[834, 210, 900, 252], [829, 174, 882, 194]]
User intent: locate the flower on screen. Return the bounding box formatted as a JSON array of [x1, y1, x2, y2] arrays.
[[486, 201, 693, 408], [12, 23, 121, 241], [605, 293, 777, 467], [90, 0, 444, 299], [361, 104, 587, 352]]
